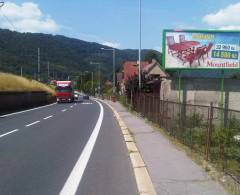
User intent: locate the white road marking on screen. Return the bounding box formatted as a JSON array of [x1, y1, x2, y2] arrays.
[[60, 100, 104, 195], [0, 129, 19, 138], [81, 102, 93, 105], [74, 103, 77, 106], [25, 121, 40, 127], [0, 103, 57, 118], [43, 115, 53, 120], [70, 106, 73, 108], [62, 109, 67, 112]]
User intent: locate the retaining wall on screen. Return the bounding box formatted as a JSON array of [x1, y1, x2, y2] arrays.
[[0, 91, 56, 114], [160, 78, 240, 111]]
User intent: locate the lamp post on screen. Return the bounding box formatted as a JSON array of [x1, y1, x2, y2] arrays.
[[138, 0, 142, 90], [101, 48, 116, 94], [90, 62, 101, 96], [47, 61, 50, 83]]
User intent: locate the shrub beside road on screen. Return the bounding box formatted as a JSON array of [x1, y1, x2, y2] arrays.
[[0, 73, 54, 94], [0, 73, 56, 115]]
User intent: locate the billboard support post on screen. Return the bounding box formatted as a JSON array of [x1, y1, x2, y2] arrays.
[[220, 70, 225, 127], [220, 70, 225, 109]]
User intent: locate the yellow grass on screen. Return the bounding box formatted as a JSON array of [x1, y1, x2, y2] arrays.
[[0, 72, 55, 95]]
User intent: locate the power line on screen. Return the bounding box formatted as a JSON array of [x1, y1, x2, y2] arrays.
[[0, 10, 17, 31], [0, 1, 4, 8], [0, 2, 17, 31]]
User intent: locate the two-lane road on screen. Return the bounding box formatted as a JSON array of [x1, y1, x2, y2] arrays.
[[0, 100, 138, 195]]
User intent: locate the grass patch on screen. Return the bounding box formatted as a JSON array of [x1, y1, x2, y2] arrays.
[[0, 73, 54, 95]]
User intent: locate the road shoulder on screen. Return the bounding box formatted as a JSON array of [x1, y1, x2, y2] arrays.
[[100, 100, 157, 195], [103, 100, 228, 195]]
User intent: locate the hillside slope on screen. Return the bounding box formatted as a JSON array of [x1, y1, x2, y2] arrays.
[[0, 29, 158, 81]]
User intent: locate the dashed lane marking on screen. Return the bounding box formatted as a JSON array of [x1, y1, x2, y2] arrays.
[[25, 121, 40, 127], [43, 115, 53, 120], [81, 102, 93, 105], [0, 129, 19, 138]]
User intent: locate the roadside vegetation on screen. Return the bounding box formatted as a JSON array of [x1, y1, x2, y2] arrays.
[[0, 72, 55, 95], [117, 92, 240, 195]]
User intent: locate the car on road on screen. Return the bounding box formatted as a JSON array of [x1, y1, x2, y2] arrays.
[[83, 94, 89, 100], [74, 91, 80, 101]]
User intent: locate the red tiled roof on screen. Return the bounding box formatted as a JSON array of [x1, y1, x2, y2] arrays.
[[123, 61, 148, 81]]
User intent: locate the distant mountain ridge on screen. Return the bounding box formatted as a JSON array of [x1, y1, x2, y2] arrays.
[[0, 29, 158, 81]]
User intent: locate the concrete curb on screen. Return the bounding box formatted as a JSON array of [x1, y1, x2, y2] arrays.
[[100, 99, 157, 195]]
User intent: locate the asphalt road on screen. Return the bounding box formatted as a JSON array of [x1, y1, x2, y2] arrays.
[[0, 99, 138, 195]]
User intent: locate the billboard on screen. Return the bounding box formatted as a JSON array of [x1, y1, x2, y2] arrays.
[[163, 30, 240, 70]]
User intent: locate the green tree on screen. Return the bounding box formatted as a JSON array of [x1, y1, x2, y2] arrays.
[[82, 81, 93, 94], [144, 50, 162, 64]]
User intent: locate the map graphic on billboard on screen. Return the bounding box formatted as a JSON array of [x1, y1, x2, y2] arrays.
[[163, 30, 240, 69]]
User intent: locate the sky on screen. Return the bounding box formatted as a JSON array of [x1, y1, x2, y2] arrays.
[[0, 0, 240, 50]]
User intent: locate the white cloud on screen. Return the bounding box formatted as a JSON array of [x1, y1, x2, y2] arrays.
[[219, 25, 240, 30], [203, 2, 240, 30], [0, 2, 59, 33], [102, 41, 120, 48]]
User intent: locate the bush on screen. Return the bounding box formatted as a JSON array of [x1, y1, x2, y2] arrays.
[[0, 72, 54, 94]]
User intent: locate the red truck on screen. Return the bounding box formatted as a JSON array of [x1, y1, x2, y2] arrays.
[[55, 81, 74, 103]]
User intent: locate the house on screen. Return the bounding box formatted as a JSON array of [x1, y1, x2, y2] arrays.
[[143, 59, 168, 78], [120, 61, 148, 95], [119, 60, 168, 95], [142, 59, 169, 94], [123, 61, 149, 82]]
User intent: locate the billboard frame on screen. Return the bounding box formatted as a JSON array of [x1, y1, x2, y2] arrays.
[[162, 29, 240, 71]]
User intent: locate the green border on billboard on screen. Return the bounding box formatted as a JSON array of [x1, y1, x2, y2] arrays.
[[162, 29, 240, 71]]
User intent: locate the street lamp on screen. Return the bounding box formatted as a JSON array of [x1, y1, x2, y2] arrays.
[[101, 47, 116, 94], [90, 62, 101, 96], [138, 0, 142, 90]]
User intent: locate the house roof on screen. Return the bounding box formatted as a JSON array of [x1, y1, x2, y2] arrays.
[[143, 59, 169, 78], [123, 61, 148, 81]]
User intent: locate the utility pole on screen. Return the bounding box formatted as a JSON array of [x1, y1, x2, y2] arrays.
[[37, 48, 40, 81], [53, 63, 55, 80], [80, 72, 83, 85], [20, 66, 23, 77], [98, 63, 101, 96], [47, 61, 50, 80], [138, 0, 142, 90], [91, 72, 94, 94], [113, 49, 116, 93]]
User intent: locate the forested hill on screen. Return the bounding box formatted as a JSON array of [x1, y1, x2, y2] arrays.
[[0, 29, 159, 80]]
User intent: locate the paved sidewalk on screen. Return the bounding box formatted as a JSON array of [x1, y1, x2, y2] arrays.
[[106, 100, 228, 195]]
